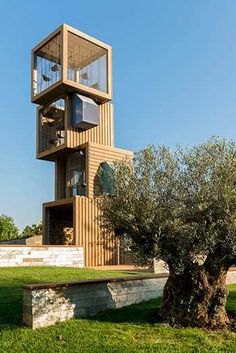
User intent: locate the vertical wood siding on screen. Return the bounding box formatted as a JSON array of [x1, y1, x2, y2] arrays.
[[87, 142, 133, 198], [74, 197, 117, 266], [67, 103, 114, 148], [44, 107, 133, 266], [73, 144, 133, 266]]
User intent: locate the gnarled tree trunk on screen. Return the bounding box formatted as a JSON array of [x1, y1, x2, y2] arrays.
[[159, 265, 230, 329]]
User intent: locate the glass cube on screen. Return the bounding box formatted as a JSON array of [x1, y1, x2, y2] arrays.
[[32, 24, 112, 105]]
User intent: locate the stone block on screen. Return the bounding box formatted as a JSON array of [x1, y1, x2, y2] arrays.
[[0, 246, 84, 268], [23, 276, 168, 329]]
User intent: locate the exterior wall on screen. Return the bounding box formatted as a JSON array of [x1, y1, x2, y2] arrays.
[[34, 25, 132, 267], [74, 197, 132, 267], [23, 274, 167, 329], [226, 269, 236, 285], [43, 197, 131, 267], [0, 235, 42, 245], [0, 246, 84, 267], [153, 260, 169, 274], [44, 142, 133, 267], [66, 102, 114, 149], [87, 142, 133, 198], [37, 102, 114, 162], [74, 197, 116, 266]]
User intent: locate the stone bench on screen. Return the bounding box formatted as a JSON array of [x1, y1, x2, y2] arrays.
[[23, 274, 168, 329], [22, 269, 236, 329]]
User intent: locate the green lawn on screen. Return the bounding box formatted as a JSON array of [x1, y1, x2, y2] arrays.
[[0, 267, 236, 353]]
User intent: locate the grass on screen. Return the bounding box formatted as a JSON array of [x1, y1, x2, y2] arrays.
[[0, 267, 146, 326], [0, 267, 236, 353]]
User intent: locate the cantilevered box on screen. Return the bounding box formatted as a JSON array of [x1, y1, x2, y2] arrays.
[[71, 93, 99, 130], [31, 24, 112, 105]]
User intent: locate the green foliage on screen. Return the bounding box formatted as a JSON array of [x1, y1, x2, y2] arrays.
[[0, 267, 236, 352], [97, 138, 236, 271], [0, 214, 19, 241], [21, 223, 42, 238]]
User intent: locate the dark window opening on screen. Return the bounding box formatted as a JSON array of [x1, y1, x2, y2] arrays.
[[47, 204, 74, 245]]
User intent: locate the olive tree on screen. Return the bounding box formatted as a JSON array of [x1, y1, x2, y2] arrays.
[[96, 138, 236, 329]]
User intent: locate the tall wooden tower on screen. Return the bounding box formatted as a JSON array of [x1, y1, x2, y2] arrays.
[[31, 24, 133, 266]]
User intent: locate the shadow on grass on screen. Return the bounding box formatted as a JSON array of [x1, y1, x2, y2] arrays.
[[0, 288, 23, 326], [86, 286, 236, 325], [87, 298, 162, 324], [0, 268, 154, 327]]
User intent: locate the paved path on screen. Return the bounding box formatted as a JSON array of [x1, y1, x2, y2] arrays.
[[88, 265, 150, 272]]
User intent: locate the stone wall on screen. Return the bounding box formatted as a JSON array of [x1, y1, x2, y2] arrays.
[[23, 269, 236, 329], [152, 260, 169, 274], [226, 269, 236, 285], [23, 274, 167, 329], [0, 246, 84, 267]]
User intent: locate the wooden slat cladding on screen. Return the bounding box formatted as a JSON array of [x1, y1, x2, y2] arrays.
[[35, 25, 133, 266], [44, 194, 133, 266], [71, 143, 133, 266], [87, 142, 133, 198], [74, 197, 117, 266], [67, 103, 114, 148]]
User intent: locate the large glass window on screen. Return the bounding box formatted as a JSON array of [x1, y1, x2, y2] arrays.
[[67, 32, 108, 93], [39, 98, 65, 153], [66, 150, 86, 197], [34, 33, 62, 95]]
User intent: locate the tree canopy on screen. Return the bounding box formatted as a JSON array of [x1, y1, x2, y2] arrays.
[[21, 223, 42, 239], [0, 214, 19, 241], [97, 138, 236, 328]]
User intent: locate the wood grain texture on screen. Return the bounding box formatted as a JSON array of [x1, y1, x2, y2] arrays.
[[34, 24, 133, 266], [36, 102, 114, 161], [74, 197, 123, 266], [87, 142, 133, 198], [66, 102, 114, 149]]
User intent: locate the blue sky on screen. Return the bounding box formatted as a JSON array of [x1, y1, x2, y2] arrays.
[[0, 0, 236, 230]]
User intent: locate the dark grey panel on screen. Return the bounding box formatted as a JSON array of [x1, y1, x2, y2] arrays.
[[71, 93, 99, 130]]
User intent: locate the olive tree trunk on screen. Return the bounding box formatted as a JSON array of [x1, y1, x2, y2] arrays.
[[159, 266, 230, 329]]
